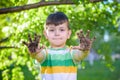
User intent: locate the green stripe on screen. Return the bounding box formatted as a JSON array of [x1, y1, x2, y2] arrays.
[[46, 52, 72, 60], [41, 59, 76, 67], [48, 46, 67, 50]]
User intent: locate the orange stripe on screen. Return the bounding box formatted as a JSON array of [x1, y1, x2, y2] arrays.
[[41, 66, 77, 74]]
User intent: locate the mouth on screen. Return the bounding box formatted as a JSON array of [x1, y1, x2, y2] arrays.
[[53, 38, 62, 40]]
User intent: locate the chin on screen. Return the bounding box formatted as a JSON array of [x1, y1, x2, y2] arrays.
[[51, 44, 65, 48]]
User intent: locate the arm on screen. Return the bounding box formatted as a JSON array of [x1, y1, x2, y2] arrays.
[[71, 49, 89, 62], [72, 30, 95, 62], [23, 33, 46, 63], [33, 49, 46, 63]]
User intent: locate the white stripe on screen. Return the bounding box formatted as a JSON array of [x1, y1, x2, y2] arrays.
[[47, 48, 70, 55], [41, 73, 76, 80]]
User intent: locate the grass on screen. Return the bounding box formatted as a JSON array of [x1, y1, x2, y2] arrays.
[[77, 60, 120, 80]]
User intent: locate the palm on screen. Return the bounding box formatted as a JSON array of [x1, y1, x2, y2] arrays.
[[73, 30, 95, 51], [23, 33, 42, 53]]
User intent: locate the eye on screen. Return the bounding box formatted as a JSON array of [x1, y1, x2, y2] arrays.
[[60, 29, 65, 31], [48, 29, 54, 32]]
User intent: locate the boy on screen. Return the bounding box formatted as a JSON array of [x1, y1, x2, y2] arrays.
[[23, 12, 95, 80]]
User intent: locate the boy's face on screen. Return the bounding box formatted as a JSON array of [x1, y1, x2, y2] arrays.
[[44, 22, 71, 48]]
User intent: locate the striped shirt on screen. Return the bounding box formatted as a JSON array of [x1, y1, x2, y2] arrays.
[[35, 46, 83, 80]]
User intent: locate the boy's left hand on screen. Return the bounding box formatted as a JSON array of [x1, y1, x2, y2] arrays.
[[72, 29, 95, 51]]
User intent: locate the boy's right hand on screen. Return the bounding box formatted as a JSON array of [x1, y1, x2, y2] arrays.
[[22, 33, 44, 58]]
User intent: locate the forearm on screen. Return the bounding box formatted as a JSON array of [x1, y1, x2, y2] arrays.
[[31, 49, 46, 63], [78, 50, 89, 60], [34, 52, 46, 63], [73, 50, 89, 62]]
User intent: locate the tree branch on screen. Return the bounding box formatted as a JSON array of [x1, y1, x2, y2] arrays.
[[90, 0, 103, 2], [0, 37, 9, 43], [0, 35, 11, 43], [0, 1, 74, 14], [0, 46, 18, 49]]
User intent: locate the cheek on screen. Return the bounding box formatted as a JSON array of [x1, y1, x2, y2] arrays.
[[44, 31, 52, 39], [46, 33, 54, 39], [46, 31, 52, 36], [61, 32, 69, 38]]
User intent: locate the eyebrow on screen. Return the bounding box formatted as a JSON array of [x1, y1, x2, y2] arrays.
[[59, 26, 67, 29], [47, 26, 55, 28], [47, 25, 67, 29]]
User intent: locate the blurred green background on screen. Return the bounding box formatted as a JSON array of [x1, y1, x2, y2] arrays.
[[77, 60, 120, 80], [0, 0, 120, 80]]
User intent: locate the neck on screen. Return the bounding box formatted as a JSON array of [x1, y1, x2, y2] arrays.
[[50, 45, 66, 49], [50, 46, 67, 50]]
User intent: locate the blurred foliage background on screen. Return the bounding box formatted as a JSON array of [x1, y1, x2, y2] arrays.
[[0, 0, 120, 80]]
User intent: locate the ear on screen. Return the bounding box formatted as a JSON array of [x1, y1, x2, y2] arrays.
[[43, 30, 48, 39], [67, 30, 71, 39]]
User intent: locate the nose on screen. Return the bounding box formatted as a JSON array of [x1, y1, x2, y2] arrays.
[[55, 30, 59, 36]]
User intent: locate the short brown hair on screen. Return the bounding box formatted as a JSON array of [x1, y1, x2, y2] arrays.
[[44, 12, 70, 29]]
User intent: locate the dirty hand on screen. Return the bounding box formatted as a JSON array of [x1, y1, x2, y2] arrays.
[[73, 29, 95, 51], [22, 33, 44, 57]]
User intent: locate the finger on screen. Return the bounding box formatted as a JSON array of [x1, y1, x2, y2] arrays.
[[77, 32, 80, 39], [36, 45, 45, 53], [91, 36, 96, 42], [41, 45, 46, 49], [80, 35, 86, 44], [28, 34, 32, 43], [83, 30, 91, 48], [79, 30, 85, 42], [79, 29, 84, 37], [22, 41, 28, 46], [36, 35, 41, 43], [86, 30, 90, 38], [34, 33, 37, 42], [77, 30, 84, 43], [72, 46, 80, 49], [78, 30, 88, 49], [77, 32, 82, 44]]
